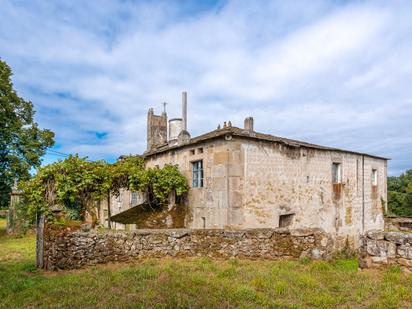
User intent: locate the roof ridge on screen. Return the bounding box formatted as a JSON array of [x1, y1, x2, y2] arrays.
[[144, 126, 388, 160]]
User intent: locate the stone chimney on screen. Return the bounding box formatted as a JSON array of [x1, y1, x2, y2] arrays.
[[244, 117, 254, 132]]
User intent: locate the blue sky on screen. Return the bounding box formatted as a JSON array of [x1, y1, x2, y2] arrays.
[[1, 0, 411, 175]]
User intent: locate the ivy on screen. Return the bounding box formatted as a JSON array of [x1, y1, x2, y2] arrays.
[[20, 155, 188, 223]]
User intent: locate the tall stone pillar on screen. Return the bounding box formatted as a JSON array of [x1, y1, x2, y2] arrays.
[[7, 181, 23, 234]]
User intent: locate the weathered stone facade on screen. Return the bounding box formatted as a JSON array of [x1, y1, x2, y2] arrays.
[[360, 230, 412, 272], [41, 223, 333, 270], [141, 131, 387, 248], [99, 93, 388, 250]]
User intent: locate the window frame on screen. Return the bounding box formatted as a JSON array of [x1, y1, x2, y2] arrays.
[[130, 192, 138, 205], [332, 162, 342, 184], [372, 169, 378, 186], [279, 213, 294, 228], [192, 160, 204, 188]]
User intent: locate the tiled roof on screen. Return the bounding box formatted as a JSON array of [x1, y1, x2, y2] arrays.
[[143, 126, 388, 160]]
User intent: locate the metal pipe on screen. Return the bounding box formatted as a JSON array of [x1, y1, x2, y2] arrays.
[[362, 155, 365, 233], [182, 91, 187, 131]]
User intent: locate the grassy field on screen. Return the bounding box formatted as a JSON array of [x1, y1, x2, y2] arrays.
[[1, 218, 412, 308]]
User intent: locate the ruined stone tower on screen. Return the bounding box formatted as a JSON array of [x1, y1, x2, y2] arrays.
[[147, 108, 167, 151], [147, 92, 191, 150]]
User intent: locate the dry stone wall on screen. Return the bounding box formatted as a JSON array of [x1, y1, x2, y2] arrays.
[[384, 216, 412, 232], [360, 230, 412, 271], [42, 224, 333, 270]]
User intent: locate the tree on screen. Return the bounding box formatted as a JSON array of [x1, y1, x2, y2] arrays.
[[0, 59, 55, 208], [388, 169, 412, 216]]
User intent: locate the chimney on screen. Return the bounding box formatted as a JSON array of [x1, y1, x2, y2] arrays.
[[182, 91, 187, 131], [244, 117, 254, 132]]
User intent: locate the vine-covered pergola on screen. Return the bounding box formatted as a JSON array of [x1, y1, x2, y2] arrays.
[[20, 155, 188, 224]]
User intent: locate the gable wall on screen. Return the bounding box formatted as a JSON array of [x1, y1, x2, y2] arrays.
[[239, 138, 386, 247]]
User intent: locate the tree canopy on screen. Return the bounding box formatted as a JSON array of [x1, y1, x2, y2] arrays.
[[21, 155, 188, 223], [388, 169, 412, 216], [0, 59, 55, 208]]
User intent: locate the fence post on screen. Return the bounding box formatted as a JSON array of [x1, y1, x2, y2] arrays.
[[36, 214, 45, 268]]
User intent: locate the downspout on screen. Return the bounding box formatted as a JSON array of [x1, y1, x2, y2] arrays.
[[226, 147, 230, 227], [362, 155, 365, 233]]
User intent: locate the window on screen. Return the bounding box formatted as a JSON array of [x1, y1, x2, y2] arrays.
[[198, 147, 204, 154], [190, 149, 195, 155], [372, 169, 378, 186], [279, 214, 294, 228], [332, 163, 342, 184], [192, 160, 203, 188], [130, 192, 138, 205]]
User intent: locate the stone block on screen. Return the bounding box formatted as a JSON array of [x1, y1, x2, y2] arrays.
[[371, 256, 388, 264], [397, 244, 412, 259], [211, 177, 225, 191], [369, 240, 395, 258], [211, 165, 225, 178], [387, 242, 397, 258], [167, 230, 189, 239], [398, 258, 412, 268], [366, 230, 384, 240], [384, 232, 406, 245], [290, 229, 314, 237], [213, 152, 228, 165], [311, 248, 322, 259], [320, 237, 329, 247], [228, 164, 243, 177], [230, 190, 243, 208], [273, 228, 290, 235]]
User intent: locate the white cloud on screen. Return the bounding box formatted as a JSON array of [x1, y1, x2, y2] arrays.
[[0, 0, 411, 175]]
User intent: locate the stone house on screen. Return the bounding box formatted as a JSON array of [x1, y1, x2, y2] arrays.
[[99, 92, 388, 247]]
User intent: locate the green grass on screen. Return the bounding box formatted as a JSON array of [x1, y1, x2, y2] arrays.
[[1, 217, 412, 308]]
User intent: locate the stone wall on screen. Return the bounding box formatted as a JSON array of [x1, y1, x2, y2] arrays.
[[41, 224, 333, 270], [359, 230, 412, 271], [385, 216, 412, 231]]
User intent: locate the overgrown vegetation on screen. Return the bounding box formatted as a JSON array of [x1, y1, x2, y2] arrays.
[[1, 218, 412, 308], [388, 169, 412, 216], [20, 155, 188, 224]]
